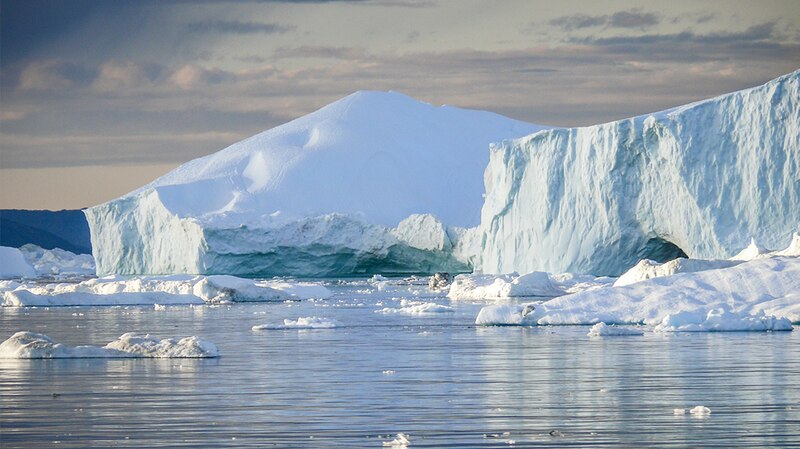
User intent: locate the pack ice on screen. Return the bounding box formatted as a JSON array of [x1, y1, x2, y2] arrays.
[[477, 70, 800, 276], [86, 91, 543, 277]]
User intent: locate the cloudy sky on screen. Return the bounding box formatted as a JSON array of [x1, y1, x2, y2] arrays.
[[1, 0, 798, 209]]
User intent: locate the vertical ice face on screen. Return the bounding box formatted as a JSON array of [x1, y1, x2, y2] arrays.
[[477, 70, 800, 276]]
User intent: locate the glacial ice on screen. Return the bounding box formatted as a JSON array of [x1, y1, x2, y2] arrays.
[[0, 247, 36, 279], [476, 256, 800, 329], [85, 91, 543, 277], [1, 274, 332, 307], [476, 70, 800, 276], [0, 331, 219, 358]]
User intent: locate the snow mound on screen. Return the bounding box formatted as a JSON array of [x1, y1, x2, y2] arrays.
[[448, 271, 565, 300], [587, 323, 644, 337], [654, 309, 792, 332], [1, 275, 331, 307], [18, 244, 95, 277], [0, 331, 219, 358], [476, 70, 800, 276], [86, 90, 545, 277], [0, 247, 36, 279], [376, 299, 454, 315], [479, 257, 799, 328], [252, 316, 341, 330]]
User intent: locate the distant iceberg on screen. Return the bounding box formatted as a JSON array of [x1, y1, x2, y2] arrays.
[[476, 70, 800, 276], [86, 91, 544, 277]]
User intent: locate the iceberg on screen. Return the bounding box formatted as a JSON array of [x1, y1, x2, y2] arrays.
[[86, 91, 544, 277], [476, 70, 800, 276], [0, 331, 219, 358]]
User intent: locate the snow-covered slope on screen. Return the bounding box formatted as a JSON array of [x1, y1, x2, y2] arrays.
[[86, 91, 544, 276], [477, 70, 800, 276]]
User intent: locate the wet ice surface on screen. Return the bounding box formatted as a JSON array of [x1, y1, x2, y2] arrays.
[[1, 279, 799, 448]]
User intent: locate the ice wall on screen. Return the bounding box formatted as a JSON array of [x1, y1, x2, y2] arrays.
[[477, 70, 800, 276]]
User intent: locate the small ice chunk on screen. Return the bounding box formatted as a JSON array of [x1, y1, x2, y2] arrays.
[[689, 406, 711, 416], [673, 408, 686, 415], [252, 316, 340, 330], [383, 433, 410, 447], [376, 299, 454, 315], [587, 323, 645, 337]]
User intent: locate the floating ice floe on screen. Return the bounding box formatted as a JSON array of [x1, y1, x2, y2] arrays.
[[252, 316, 340, 330], [1, 274, 332, 307], [448, 271, 567, 300], [376, 299, 454, 315], [0, 331, 219, 358], [476, 257, 799, 330], [586, 323, 644, 337], [654, 309, 792, 332], [475, 304, 539, 326]]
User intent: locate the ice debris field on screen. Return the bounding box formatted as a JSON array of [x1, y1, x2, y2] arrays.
[[2, 233, 798, 342]]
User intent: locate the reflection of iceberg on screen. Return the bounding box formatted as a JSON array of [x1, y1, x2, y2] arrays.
[[0, 332, 219, 358], [476, 70, 800, 276], [86, 91, 544, 277]]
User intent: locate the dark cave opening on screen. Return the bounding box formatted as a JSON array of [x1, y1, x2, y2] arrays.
[[635, 237, 688, 263]]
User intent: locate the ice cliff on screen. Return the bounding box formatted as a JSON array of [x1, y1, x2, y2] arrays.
[[477, 70, 800, 276], [86, 91, 543, 276]]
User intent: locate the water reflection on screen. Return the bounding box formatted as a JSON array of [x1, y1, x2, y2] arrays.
[[1, 285, 798, 448]]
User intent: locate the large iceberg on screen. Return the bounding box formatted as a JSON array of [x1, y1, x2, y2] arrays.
[[86, 91, 543, 277], [477, 70, 800, 276]]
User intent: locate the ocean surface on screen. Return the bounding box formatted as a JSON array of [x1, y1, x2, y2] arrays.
[[1, 278, 799, 448]]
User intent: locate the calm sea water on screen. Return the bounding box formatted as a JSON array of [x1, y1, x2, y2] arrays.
[[1, 279, 799, 448]]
